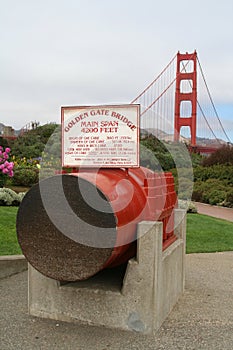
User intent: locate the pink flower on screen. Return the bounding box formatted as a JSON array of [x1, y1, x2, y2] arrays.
[[7, 162, 14, 171], [2, 168, 8, 174], [0, 147, 14, 179]]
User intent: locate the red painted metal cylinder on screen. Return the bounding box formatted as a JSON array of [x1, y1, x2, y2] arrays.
[[71, 167, 149, 268], [16, 166, 177, 282]]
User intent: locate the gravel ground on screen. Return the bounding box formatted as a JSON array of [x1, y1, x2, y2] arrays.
[[1, 252, 233, 350]]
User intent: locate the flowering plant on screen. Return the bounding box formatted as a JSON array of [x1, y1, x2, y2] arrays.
[[0, 146, 14, 187]]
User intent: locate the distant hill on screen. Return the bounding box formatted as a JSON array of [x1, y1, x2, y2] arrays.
[[141, 128, 189, 143], [195, 136, 227, 148], [0, 121, 39, 137], [140, 127, 227, 148], [14, 129, 21, 136], [0, 122, 228, 149]]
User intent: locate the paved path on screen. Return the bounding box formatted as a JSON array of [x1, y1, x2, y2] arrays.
[[195, 202, 233, 222], [1, 252, 233, 350]]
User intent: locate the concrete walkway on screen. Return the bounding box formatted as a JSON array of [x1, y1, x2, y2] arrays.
[[1, 204, 232, 349], [195, 202, 233, 222], [1, 252, 233, 350]]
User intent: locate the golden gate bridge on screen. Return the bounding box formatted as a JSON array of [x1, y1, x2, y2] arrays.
[[1, 51, 232, 154], [131, 51, 232, 154]]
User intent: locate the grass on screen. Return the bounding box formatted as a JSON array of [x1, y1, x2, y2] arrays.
[[186, 213, 233, 253], [1, 207, 233, 255], [0, 207, 22, 255]]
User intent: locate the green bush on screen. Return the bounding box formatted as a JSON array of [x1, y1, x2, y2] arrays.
[[192, 165, 233, 207], [0, 188, 26, 206], [207, 190, 226, 205], [192, 179, 229, 205], [140, 135, 175, 170], [179, 200, 197, 213], [191, 189, 203, 202], [139, 146, 161, 170], [176, 177, 193, 200], [11, 166, 39, 186], [224, 189, 233, 208], [10, 123, 58, 159], [202, 145, 233, 166], [39, 167, 57, 180], [194, 165, 233, 184]]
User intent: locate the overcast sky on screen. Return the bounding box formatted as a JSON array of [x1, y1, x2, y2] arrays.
[[1, 0, 233, 141]]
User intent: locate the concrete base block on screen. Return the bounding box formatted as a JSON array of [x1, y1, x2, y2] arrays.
[[28, 209, 186, 334], [0, 255, 27, 280]]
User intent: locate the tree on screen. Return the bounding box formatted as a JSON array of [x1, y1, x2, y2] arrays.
[[202, 144, 233, 166], [0, 137, 10, 149], [9, 123, 58, 159]]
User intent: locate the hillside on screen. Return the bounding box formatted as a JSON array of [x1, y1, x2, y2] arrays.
[[141, 127, 227, 148]]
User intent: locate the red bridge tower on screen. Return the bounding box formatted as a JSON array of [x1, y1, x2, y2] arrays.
[[174, 51, 197, 146]]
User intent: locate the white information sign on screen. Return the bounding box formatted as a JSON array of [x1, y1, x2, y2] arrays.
[[62, 104, 140, 168]]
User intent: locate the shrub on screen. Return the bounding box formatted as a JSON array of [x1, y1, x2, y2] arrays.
[[11, 166, 39, 186], [194, 165, 233, 184], [202, 145, 233, 166], [191, 189, 203, 202], [176, 177, 193, 200], [39, 167, 57, 180], [0, 188, 26, 206], [17, 191, 26, 202], [0, 189, 13, 205], [224, 189, 233, 208], [179, 200, 197, 213], [10, 123, 58, 159], [207, 190, 226, 206], [140, 135, 175, 170], [192, 179, 229, 205]]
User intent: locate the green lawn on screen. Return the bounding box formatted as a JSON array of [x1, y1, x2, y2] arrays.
[[186, 213, 233, 253], [0, 206, 22, 255], [1, 207, 233, 255]]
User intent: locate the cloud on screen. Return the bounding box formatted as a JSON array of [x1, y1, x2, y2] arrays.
[[0, 0, 233, 137]]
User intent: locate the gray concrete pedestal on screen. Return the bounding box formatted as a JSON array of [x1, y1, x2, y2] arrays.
[[28, 209, 186, 334]]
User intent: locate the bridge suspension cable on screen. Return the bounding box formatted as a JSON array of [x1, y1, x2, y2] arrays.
[[197, 56, 231, 144], [131, 50, 231, 147], [180, 58, 220, 143], [131, 54, 177, 104]]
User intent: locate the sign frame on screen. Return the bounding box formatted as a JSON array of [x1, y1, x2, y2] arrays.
[[61, 104, 140, 168]]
